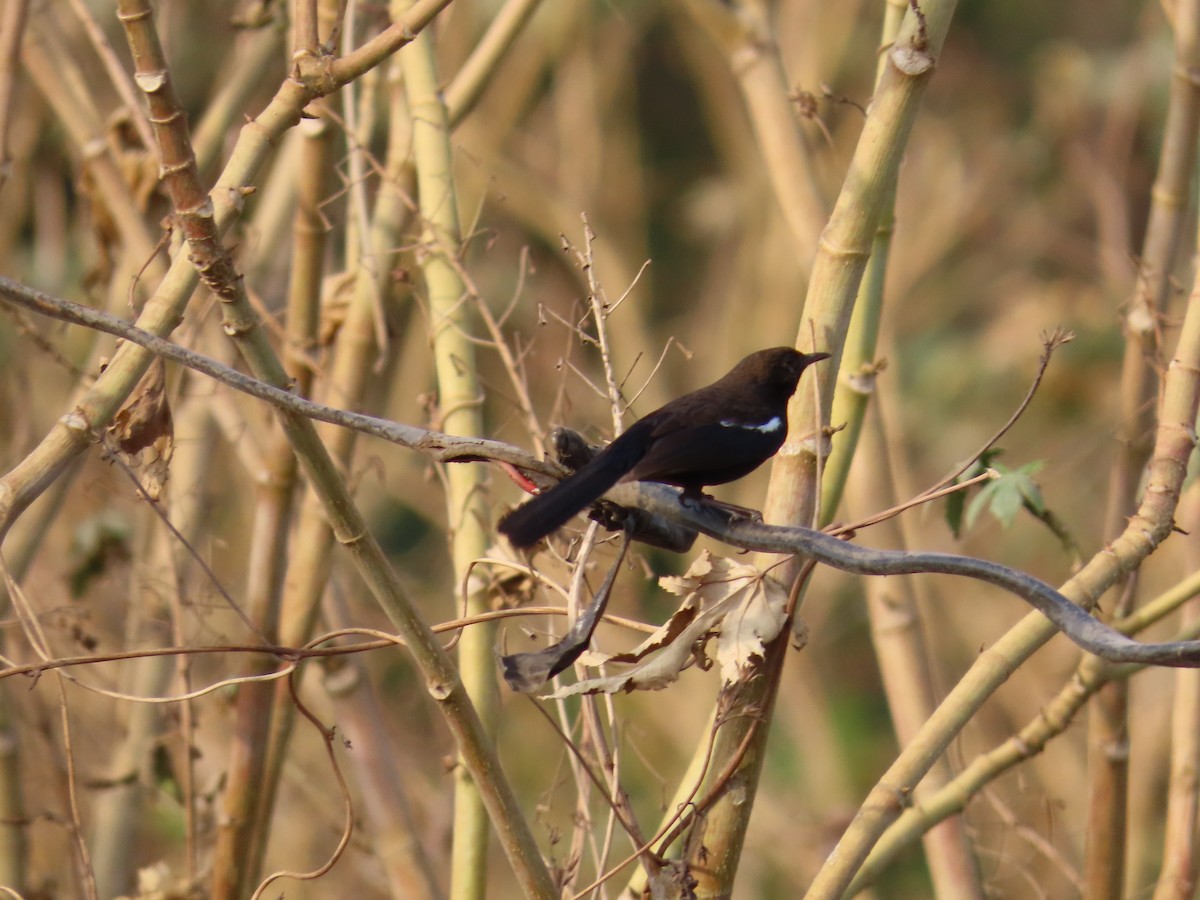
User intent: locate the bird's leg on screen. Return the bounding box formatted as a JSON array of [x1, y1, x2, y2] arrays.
[[701, 498, 764, 522], [677, 487, 764, 523]]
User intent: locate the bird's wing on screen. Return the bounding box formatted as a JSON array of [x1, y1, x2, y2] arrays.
[[626, 418, 785, 487]]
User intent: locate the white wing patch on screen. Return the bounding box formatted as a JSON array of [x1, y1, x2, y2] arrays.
[[720, 415, 782, 433]]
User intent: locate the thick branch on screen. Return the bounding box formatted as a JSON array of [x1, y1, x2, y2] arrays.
[[7, 278, 1200, 668]]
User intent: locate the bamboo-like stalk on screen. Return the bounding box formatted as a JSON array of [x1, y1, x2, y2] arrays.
[[849, 558, 1200, 892], [676, 0, 826, 261], [0, 0, 30, 195], [20, 13, 165, 294], [819, 222, 890, 522], [322, 637, 448, 900], [247, 0, 540, 885], [808, 18, 945, 884], [109, 6, 301, 893], [220, 9, 409, 895], [688, 609, 795, 897], [87, 555, 175, 897], [1152, 490, 1200, 900], [190, 25, 287, 177], [808, 163, 1200, 899], [2, 1, 555, 895], [0, 465, 79, 890], [242, 13, 404, 885], [0, 691, 22, 889], [1153, 618, 1200, 899], [445, 0, 545, 127], [235, 71, 342, 900], [1084, 651, 1131, 899], [253, 70, 419, 886], [772, 0, 957, 531], [845, 396, 983, 898], [293, 0, 318, 58], [396, 7, 498, 897], [819, 0, 908, 523], [162, 380, 222, 885], [1085, 2, 1200, 893], [208, 427, 297, 899], [239, 133, 306, 292], [681, 3, 959, 893], [0, 0, 449, 540]]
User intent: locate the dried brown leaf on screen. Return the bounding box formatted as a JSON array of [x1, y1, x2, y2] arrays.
[[109, 359, 174, 499], [548, 551, 785, 697]]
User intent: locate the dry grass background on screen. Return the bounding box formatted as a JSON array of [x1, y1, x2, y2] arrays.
[[0, 0, 1198, 898]]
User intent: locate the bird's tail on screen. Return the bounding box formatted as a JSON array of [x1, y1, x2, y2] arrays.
[[498, 423, 654, 548]]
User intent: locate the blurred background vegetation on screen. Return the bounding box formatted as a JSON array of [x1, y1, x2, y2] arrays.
[[1, 0, 1198, 898]]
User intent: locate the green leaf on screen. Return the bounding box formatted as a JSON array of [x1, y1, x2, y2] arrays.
[[986, 476, 1025, 526], [963, 488, 991, 532], [961, 460, 1047, 531], [946, 448, 1007, 537], [1014, 461, 1047, 515], [945, 488, 966, 538]]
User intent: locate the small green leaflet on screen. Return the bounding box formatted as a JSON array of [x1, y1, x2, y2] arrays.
[[965, 460, 1046, 530], [945, 449, 1048, 536]]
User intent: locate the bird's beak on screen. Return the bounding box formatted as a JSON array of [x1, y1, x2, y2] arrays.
[[805, 352, 832, 365]]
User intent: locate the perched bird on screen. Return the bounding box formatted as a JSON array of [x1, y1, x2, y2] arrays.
[[498, 347, 830, 548]]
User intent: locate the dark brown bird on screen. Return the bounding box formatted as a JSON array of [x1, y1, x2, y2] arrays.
[[498, 347, 830, 548]]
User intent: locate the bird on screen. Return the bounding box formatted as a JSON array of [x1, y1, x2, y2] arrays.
[[498, 347, 830, 548]]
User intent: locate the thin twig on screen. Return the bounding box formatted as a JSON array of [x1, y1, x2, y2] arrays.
[[527, 698, 658, 873], [0, 276, 559, 475], [829, 469, 996, 537], [101, 445, 268, 641], [573, 216, 624, 433], [55, 678, 98, 900], [922, 329, 1073, 498], [249, 673, 355, 899]]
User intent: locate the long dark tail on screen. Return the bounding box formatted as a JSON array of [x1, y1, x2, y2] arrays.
[[499, 422, 654, 548]]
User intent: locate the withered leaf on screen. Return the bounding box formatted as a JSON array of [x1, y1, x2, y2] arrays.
[[546, 550, 787, 698], [501, 535, 629, 693], [109, 359, 174, 499]]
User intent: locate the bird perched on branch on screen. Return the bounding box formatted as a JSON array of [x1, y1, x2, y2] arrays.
[[498, 347, 830, 548]]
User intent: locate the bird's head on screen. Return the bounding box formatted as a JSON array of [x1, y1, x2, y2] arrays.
[[731, 347, 830, 402]]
